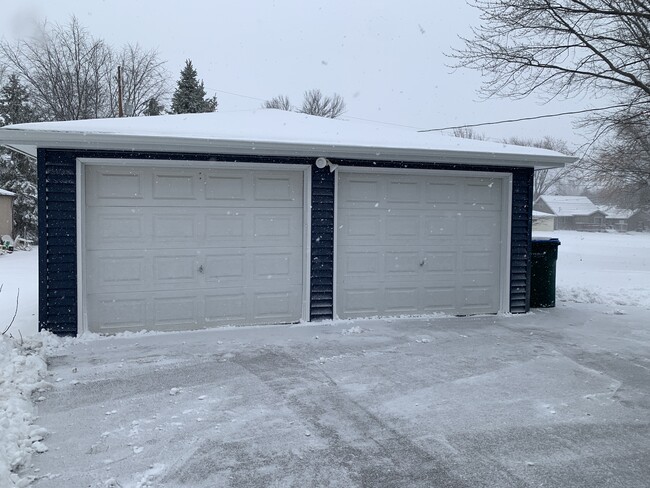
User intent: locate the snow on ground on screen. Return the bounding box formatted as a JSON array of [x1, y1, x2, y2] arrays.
[[0, 248, 39, 339], [0, 335, 50, 488], [534, 230, 650, 308], [0, 232, 648, 486]]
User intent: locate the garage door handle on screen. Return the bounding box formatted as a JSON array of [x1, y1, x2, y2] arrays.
[[198, 265, 204, 274]]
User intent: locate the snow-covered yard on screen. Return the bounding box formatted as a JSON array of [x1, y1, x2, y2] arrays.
[[1, 231, 649, 487]]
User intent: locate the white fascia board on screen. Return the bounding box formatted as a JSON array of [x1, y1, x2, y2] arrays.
[[0, 130, 575, 169]]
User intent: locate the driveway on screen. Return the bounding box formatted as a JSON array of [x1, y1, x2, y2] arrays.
[[28, 303, 650, 487]]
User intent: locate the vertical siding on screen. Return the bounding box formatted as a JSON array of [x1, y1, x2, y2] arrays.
[[309, 166, 335, 320], [38, 149, 77, 335], [509, 168, 533, 313]]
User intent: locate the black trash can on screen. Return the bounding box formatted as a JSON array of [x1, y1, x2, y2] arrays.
[[530, 238, 561, 308]]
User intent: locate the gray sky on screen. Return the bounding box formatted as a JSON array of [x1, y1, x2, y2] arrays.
[[0, 0, 599, 149]]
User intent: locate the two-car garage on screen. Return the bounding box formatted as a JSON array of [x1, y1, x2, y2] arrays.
[[0, 109, 572, 335], [81, 162, 510, 333]]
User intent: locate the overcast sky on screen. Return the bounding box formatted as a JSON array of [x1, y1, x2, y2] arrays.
[[0, 0, 601, 149]]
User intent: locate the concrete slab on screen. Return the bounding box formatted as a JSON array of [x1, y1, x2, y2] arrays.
[[26, 303, 650, 487]]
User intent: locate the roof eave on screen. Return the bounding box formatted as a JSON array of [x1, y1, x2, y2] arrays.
[[0, 130, 575, 169]]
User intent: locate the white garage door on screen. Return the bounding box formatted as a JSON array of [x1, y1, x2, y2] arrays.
[[84, 165, 305, 333], [337, 172, 505, 318]]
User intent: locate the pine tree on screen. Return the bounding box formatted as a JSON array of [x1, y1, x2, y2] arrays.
[[0, 75, 39, 238], [143, 98, 164, 116], [170, 60, 218, 114], [0, 74, 36, 125]]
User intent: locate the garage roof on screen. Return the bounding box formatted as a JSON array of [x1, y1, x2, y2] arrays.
[[0, 109, 574, 169]]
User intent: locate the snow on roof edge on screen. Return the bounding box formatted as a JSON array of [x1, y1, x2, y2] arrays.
[[0, 110, 576, 168]]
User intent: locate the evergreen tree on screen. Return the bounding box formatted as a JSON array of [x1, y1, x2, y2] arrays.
[[0, 74, 36, 125], [143, 97, 164, 116], [0, 75, 39, 238], [170, 60, 218, 114]]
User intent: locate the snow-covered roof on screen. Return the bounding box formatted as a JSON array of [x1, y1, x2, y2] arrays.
[[0, 109, 574, 169], [597, 205, 639, 220], [533, 210, 554, 218], [0, 188, 15, 197], [537, 195, 602, 217]]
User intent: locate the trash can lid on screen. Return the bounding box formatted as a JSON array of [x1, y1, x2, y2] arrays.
[[531, 237, 561, 246]]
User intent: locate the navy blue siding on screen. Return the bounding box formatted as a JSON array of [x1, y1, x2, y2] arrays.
[[38, 149, 535, 335], [310, 167, 335, 320], [509, 168, 534, 313], [38, 149, 77, 335]]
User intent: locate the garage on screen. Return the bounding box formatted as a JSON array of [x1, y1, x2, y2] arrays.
[[0, 109, 574, 335], [336, 170, 509, 318], [83, 163, 308, 333]]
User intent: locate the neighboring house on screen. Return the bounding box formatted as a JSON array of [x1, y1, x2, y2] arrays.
[[0, 188, 15, 237], [598, 206, 650, 232], [0, 110, 574, 335], [534, 195, 606, 231], [532, 210, 555, 232]]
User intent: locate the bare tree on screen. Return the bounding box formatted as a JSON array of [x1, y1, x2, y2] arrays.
[[263, 90, 346, 118], [450, 1, 650, 117], [582, 121, 650, 209], [263, 95, 292, 111], [0, 17, 113, 120], [298, 89, 346, 118], [110, 44, 169, 117], [450, 1, 650, 202], [0, 17, 169, 121], [451, 126, 486, 140], [504, 136, 574, 200]]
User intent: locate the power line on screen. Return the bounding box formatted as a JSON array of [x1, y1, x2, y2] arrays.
[[417, 103, 644, 133], [204, 86, 266, 102]]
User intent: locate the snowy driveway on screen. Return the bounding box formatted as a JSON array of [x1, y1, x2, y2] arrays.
[[27, 304, 650, 487]]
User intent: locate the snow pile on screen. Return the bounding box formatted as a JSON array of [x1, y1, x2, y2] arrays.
[[0, 335, 50, 488]]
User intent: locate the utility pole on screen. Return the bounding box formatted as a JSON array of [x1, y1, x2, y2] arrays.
[[117, 66, 124, 117]]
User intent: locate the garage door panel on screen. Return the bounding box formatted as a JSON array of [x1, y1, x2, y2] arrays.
[[385, 251, 420, 276], [422, 287, 456, 312], [204, 292, 247, 323], [424, 215, 457, 238], [204, 253, 245, 280], [85, 165, 305, 333], [337, 172, 504, 318], [205, 214, 245, 239], [460, 287, 497, 311], [462, 251, 497, 274], [205, 174, 246, 201], [87, 168, 145, 204], [86, 208, 147, 249], [463, 180, 502, 209], [385, 287, 419, 314], [425, 182, 460, 205], [386, 181, 420, 203], [153, 254, 198, 283], [422, 252, 456, 272], [253, 287, 302, 321], [339, 288, 381, 315], [339, 177, 381, 204], [253, 174, 302, 202], [153, 172, 198, 200], [152, 213, 198, 242], [87, 296, 147, 331], [385, 215, 419, 238], [153, 295, 198, 327]]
